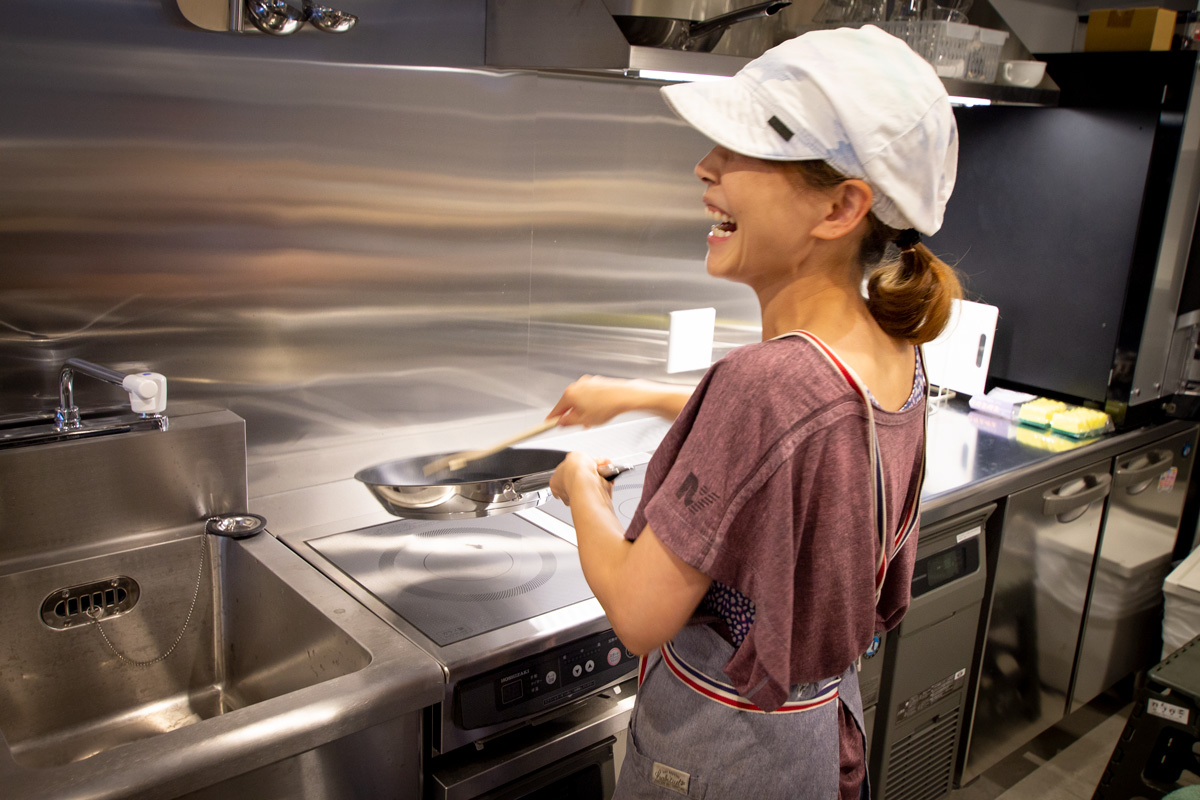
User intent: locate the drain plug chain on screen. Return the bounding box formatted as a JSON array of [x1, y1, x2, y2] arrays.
[[87, 531, 208, 667]]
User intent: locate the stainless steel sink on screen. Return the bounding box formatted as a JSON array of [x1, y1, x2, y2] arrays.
[[0, 409, 444, 799], [0, 530, 444, 798]]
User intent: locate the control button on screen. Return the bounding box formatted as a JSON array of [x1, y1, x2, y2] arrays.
[[626, 649, 634, 659], [572, 664, 583, 678], [501, 681, 523, 704], [585, 659, 595, 673], [545, 670, 557, 685], [607, 647, 622, 666]]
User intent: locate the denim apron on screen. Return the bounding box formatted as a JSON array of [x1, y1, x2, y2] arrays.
[[617, 624, 861, 799], [613, 331, 926, 800]]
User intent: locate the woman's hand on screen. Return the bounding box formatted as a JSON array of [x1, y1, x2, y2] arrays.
[[549, 452, 710, 654], [547, 375, 637, 428], [547, 375, 695, 427], [549, 451, 613, 508]]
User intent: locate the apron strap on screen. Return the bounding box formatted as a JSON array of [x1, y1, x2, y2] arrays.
[[657, 640, 841, 714], [772, 331, 926, 601]]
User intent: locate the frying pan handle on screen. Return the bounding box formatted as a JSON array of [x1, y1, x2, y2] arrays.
[[512, 470, 556, 494], [511, 463, 633, 494], [688, 1, 791, 39], [599, 464, 633, 481]]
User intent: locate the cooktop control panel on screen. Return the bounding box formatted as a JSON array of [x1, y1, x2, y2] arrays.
[[456, 629, 638, 730]]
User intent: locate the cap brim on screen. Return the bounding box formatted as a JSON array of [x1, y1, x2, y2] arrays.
[[660, 77, 824, 162]]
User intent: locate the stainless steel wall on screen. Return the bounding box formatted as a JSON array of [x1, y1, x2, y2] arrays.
[[0, 2, 761, 498]]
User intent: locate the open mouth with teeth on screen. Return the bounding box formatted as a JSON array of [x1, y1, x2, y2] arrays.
[[705, 207, 737, 239]]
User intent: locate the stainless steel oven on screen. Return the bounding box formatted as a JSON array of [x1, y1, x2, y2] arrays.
[[270, 452, 654, 799]]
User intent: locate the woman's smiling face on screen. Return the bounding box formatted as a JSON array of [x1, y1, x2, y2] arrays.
[[695, 145, 830, 290]]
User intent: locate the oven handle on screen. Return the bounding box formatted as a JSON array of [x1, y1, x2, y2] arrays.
[[431, 679, 637, 800]]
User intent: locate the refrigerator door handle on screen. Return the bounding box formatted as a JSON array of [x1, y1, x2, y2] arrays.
[[1041, 472, 1112, 522], [1114, 448, 1173, 495]]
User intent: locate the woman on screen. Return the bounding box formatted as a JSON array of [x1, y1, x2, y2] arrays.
[[548, 26, 962, 799]]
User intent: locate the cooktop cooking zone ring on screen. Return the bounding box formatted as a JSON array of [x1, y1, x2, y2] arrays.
[[309, 514, 594, 646], [386, 526, 557, 602]]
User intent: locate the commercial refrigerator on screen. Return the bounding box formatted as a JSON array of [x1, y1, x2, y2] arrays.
[[1069, 425, 1199, 711], [961, 459, 1113, 784]]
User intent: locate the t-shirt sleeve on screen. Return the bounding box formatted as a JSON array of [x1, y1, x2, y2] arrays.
[[637, 352, 848, 581]]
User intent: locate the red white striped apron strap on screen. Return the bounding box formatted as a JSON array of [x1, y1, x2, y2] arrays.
[[778, 330, 917, 599], [892, 346, 928, 556], [660, 641, 840, 714], [783, 333, 928, 580]]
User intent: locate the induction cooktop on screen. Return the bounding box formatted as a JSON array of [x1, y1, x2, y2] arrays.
[[309, 513, 594, 646]]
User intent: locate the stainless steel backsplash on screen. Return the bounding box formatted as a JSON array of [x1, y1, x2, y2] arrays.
[[0, 2, 761, 497]]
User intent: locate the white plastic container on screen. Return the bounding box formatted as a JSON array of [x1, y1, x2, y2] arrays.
[[1164, 544, 1200, 658], [879, 21, 1010, 83], [1035, 521, 1173, 698]]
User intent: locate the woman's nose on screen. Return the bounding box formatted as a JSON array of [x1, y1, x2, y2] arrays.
[[695, 146, 725, 184]]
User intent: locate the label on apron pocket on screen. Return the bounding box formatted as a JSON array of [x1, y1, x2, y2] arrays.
[[652, 762, 691, 795]]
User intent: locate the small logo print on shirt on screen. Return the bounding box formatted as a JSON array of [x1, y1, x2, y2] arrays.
[[651, 761, 691, 794], [676, 472, 719, 513]]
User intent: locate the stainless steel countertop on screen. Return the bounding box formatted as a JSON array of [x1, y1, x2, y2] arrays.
[[253, 403, 1197, 687], [919, 398, 1197, 524], [258, 403, 1196, 548]]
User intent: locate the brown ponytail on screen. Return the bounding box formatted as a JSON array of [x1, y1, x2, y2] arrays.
[[866, 238, 962, 345], [790, 160, 964, 346]]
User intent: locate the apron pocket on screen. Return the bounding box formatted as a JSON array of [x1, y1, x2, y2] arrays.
[[618, 727, 709, 799]]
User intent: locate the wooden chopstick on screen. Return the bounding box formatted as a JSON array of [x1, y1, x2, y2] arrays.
[[421, 416, 562, 476]]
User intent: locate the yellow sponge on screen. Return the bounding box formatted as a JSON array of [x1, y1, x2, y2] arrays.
[[1050, 407, 1110, 436], [1018, 398, 1068, 427]]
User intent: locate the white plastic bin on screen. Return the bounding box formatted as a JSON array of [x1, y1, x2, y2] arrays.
[[1036, 521, 1173, 697], [1164, 545, 1200, 658]]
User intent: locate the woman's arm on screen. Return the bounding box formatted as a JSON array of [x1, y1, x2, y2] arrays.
[[550, 452, 711, 655], [547, 376, 695, 427]]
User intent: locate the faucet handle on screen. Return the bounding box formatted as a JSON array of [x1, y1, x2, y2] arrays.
[[122, 372, 168, 415]]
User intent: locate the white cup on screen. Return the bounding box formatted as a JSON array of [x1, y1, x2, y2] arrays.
[[1000, 60, 1046, 88]]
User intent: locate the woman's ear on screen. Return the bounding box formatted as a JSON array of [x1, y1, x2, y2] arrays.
[[812, 179, 874, 241]]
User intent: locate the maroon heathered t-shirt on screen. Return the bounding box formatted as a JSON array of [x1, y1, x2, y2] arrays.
[[624, 335, 926, 788]]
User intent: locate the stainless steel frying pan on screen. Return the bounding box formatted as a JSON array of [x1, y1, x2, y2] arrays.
[[356, 448, 629, 520]]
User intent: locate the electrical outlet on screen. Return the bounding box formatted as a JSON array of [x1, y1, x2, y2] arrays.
[[666, 308, 716, 374]]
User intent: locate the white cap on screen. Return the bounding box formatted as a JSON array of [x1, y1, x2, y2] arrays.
[[660, 25, 958, 235]]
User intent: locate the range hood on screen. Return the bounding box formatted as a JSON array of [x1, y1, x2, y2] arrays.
[[484, 0, 1059, 105], [174, 0, 1058, 105], [485, 0, 776, 79]]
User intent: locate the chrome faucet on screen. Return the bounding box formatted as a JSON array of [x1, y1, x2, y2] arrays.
[[0, 360, 169, 449], [54, 359, 168, 432]]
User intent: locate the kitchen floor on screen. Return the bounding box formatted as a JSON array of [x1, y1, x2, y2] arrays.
[[949, 690, 1134, 800]]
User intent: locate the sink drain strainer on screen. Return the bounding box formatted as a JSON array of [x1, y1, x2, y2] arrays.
[[42, 514, 267, 666], [41, 576, 140, 630]]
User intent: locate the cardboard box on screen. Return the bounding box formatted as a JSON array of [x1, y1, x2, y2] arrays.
[[1085, 7, 1177, 52]]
